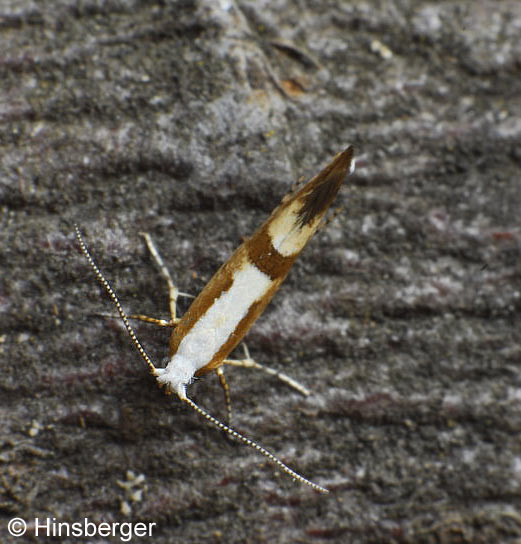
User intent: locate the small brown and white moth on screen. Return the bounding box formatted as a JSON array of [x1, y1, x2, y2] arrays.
[[75, 145, 355, 494]]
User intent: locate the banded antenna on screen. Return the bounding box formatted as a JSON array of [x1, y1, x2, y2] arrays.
[[74, 225, 329, 494]]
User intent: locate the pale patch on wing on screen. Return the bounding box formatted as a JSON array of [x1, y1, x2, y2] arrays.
[[161, 261, 273, 384], [267, 200, 318, 257]]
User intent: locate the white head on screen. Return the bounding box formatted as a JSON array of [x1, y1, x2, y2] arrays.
[[153, 359, 195, 400]]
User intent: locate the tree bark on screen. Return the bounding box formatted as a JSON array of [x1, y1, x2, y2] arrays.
[[1, 1, 520, 542]]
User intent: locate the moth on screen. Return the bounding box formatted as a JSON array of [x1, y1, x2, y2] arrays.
[[75, 146, 355, 494]]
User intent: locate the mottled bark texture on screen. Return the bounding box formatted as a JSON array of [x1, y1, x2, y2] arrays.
[[1, 1, 521, 543]]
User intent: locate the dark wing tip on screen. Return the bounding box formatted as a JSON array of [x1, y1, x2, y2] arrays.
[[296, 146, 355, 227], [334, 145, 355, 172]]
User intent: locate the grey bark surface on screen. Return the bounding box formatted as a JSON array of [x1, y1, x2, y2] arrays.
[[1, 1, 521, 542]]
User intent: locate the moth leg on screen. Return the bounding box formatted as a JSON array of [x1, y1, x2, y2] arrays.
[[290, 175, 306, 193], [317, 205, 344, 233], [92, 232, 194, 328], [223, 344, 310, 397], [137, 232, 194, 327], [92, 312, 174, 328], [215, 366, 233, 427]]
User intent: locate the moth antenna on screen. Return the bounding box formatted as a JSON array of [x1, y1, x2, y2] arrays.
[[182, 396, 329, 494], [74, 224, 157, 375], [74, 225, 328, 493]]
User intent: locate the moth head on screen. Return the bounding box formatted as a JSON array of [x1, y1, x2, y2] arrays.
[[154, 365, 193, 400]]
